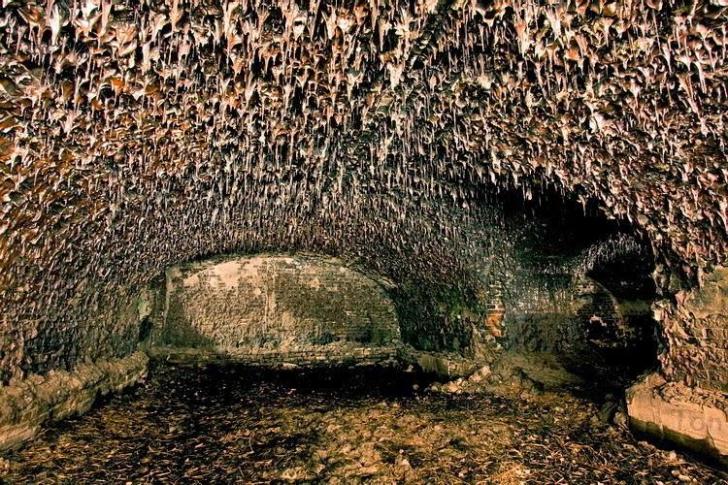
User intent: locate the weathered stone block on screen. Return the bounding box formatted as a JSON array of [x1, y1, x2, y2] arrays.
[[0, 352, 149, 451], [659, 267, 728, 393], [627, 373, 728, 466]]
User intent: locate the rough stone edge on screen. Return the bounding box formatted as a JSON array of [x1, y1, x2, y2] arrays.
[[147, 345, 402, 369], [399, 348, 483, 378], [0, 351, 149, 452], [626, 372, 728, 467], [147, 345, 485, 380]]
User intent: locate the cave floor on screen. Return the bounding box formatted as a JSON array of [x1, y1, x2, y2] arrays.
[[2, 363, 726, 484]]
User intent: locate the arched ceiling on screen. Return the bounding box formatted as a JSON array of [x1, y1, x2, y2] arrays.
[[1, 0, 727, 322]]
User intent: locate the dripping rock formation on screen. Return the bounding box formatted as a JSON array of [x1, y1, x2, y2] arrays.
[[0, 0, 727, 470]]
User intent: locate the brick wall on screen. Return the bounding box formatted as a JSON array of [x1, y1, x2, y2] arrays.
[[158, 254, 401, 354], [500, 272, 657, 379]]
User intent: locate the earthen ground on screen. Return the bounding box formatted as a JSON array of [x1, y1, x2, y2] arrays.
[[2, 363, 726, 484]]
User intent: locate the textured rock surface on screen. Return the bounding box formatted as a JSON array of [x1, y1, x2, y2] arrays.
[[147, 345, 401, 368], [0, 0, 726, 385], [627, 372, 728, 466], [0, 0, 726, 464], [0, 289, 153, 384], [503, 273, 656, 382], [657, 266, 728, 392], [0, 351, 148, 451], [160, 254, 401, 351]]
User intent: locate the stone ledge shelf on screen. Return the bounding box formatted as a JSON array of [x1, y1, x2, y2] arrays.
[[627, 372, 728, 467], [147, 345, 488, 380], [0, 352, 149, 452], [147, 345, 402, 369]]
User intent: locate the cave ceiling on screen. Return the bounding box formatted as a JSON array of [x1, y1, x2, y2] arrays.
[[0, 0, 727, 318]]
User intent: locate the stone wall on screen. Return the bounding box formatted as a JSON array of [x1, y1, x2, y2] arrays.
[[656, 267, 728, 393], [620, 267, 728, 465], [0, 352, 148, 451], [147, 346, 401, 370], [158, 255, 401, 355], [392, 206, 660, 384], [501, 274, 656, 383], [0, 288, 154, 385]]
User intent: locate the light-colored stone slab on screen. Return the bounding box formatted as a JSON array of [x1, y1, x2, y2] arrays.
[[627, 372, 728, 466], [0, 352, 149, 452]]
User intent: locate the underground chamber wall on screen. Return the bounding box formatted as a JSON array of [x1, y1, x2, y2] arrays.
[[144, 187, 664, 398], [0, 0, 726, 477], [492, 190, 662, 391], [377, 186, 663, 396], [1, 202, 725, 480]]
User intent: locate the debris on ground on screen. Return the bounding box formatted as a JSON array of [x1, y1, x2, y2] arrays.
[[2, 363, 725, 484]]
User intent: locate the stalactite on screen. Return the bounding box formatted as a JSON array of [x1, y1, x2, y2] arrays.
[[0, 0, 726, 380]]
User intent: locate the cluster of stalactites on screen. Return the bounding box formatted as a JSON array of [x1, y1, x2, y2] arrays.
[[0, 0, 726, 322]]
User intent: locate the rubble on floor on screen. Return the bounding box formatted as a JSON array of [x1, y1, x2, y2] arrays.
[[428, 351, 584, 398], [2, 362, 725, 483]]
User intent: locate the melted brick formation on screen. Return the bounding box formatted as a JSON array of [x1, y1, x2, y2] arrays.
[[0, 1, 727, 387]]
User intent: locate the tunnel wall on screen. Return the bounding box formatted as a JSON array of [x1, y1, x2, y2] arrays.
[[156, 255, 401, 359], [0, 290, 153, 385], [0, 352, 148, 451], [657, 267, 728, 393], [501, 273, 656, 382], [389, 204, 660, 383]]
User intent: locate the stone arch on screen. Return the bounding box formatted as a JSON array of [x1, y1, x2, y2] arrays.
[[153, 253, 403, 365]]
